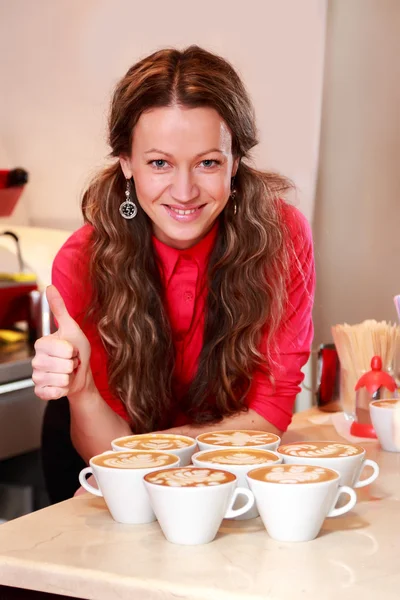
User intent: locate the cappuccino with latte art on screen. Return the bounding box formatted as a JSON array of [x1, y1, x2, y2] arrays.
[[192, 447, 281, 520], [247, 463, 357, 542], [92, 451, 177, 469], [278, 442, 363, 458], [248, 464, 338, 484], [112, 433, 194, 451], [371, 399, 400, 409], [144, 467, 254, 545], [145, 467, 235, 487], [196, 429, 280, 452], [277, 441, 379, 489], [370, 399, 400, 452], [79, 450, 180, 525], [112, 433, 197, 466], [194, 449, 280, 466]]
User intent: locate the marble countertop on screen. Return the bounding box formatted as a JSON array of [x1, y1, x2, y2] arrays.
[[0, 409, 399, 600]]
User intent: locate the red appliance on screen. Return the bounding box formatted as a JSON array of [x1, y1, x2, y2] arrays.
[[0, 168, 28, 217]]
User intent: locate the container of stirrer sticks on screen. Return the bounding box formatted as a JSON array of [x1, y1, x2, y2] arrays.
[[331, 321, 400, 425]]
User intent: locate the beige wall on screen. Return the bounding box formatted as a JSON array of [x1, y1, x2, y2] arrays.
[[0, 0, 326, 230], [313, 0, 400, 345]]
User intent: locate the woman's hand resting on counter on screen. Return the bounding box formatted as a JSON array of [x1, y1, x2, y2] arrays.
[[32, 285, 95, 401]]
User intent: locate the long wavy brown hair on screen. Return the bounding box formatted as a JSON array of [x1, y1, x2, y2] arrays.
[[82, 46, 294, 432]]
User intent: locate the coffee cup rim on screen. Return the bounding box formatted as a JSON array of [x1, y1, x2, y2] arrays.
[[277, 440, 365, 457], [370, 399, 400, 409], [196, 429, 281, 443], [90, 449, 180, 470], [192, 448, 280, 465], [143, 466, 237, 488], [112, 432, 197, 448], [247, 463, 340, 484]]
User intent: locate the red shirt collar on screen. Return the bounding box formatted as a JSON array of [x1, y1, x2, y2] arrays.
[[153, 222, 219, 285]]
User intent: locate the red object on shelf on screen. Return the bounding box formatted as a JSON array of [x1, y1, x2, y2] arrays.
[[0, 168, 27, 216], [0, 171, 8, 188], [350, 356, 397, 438], [0, 187, 25, 217]]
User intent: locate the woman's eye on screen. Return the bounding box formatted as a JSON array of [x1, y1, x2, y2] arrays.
[[151, 160, 168, 169], [201, 159, 220, 168], [149, 159, 220, 169]]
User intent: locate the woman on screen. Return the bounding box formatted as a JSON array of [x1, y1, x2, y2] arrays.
[[33, 46, 315, 501]]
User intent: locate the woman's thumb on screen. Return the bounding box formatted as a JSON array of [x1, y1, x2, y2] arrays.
[[46, 285, 86, 346]]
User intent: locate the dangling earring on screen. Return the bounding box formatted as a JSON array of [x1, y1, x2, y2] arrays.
[[119, 180, 137, 219], [230, 185, 237, 216]]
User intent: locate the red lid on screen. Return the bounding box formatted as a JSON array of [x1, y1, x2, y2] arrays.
[[355, 356, 396, 394]]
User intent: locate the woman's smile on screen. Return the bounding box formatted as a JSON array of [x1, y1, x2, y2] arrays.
[[162, 203, 207, 223]]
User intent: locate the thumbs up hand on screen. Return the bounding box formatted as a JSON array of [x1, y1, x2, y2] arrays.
[[32, 286, 94, 401]]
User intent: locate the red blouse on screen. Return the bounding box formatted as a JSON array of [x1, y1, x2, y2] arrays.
[[52, 202, 315, 432]]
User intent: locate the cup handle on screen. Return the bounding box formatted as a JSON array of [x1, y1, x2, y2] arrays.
[[354, 459, 380, 489], [78, 467, 103, 497], [327, 485, 357, 518], [224, 487, 255, 519]]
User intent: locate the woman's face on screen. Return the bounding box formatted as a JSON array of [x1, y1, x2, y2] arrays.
[[120, 105, 238, 249]]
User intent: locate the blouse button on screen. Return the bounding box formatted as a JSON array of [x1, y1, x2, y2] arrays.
[[184, 291, 194, 302]]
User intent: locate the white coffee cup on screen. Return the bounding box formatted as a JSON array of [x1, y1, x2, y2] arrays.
[[192, 448, 282, 519], [79, 450, 180, 524], [277, 441, 379, 488], [111, 433, 197, 466], [196, 429, 281, 452], [247, 464, 357, 542], [143, 466, 254, 545], [370, 399, 400, 452]]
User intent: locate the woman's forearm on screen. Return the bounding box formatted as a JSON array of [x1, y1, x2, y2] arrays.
[[69, 388, 132, 464], [163, 409, 282, 439]]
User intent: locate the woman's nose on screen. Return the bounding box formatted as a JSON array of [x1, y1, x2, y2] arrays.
[[169, 171, 199, 204]]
